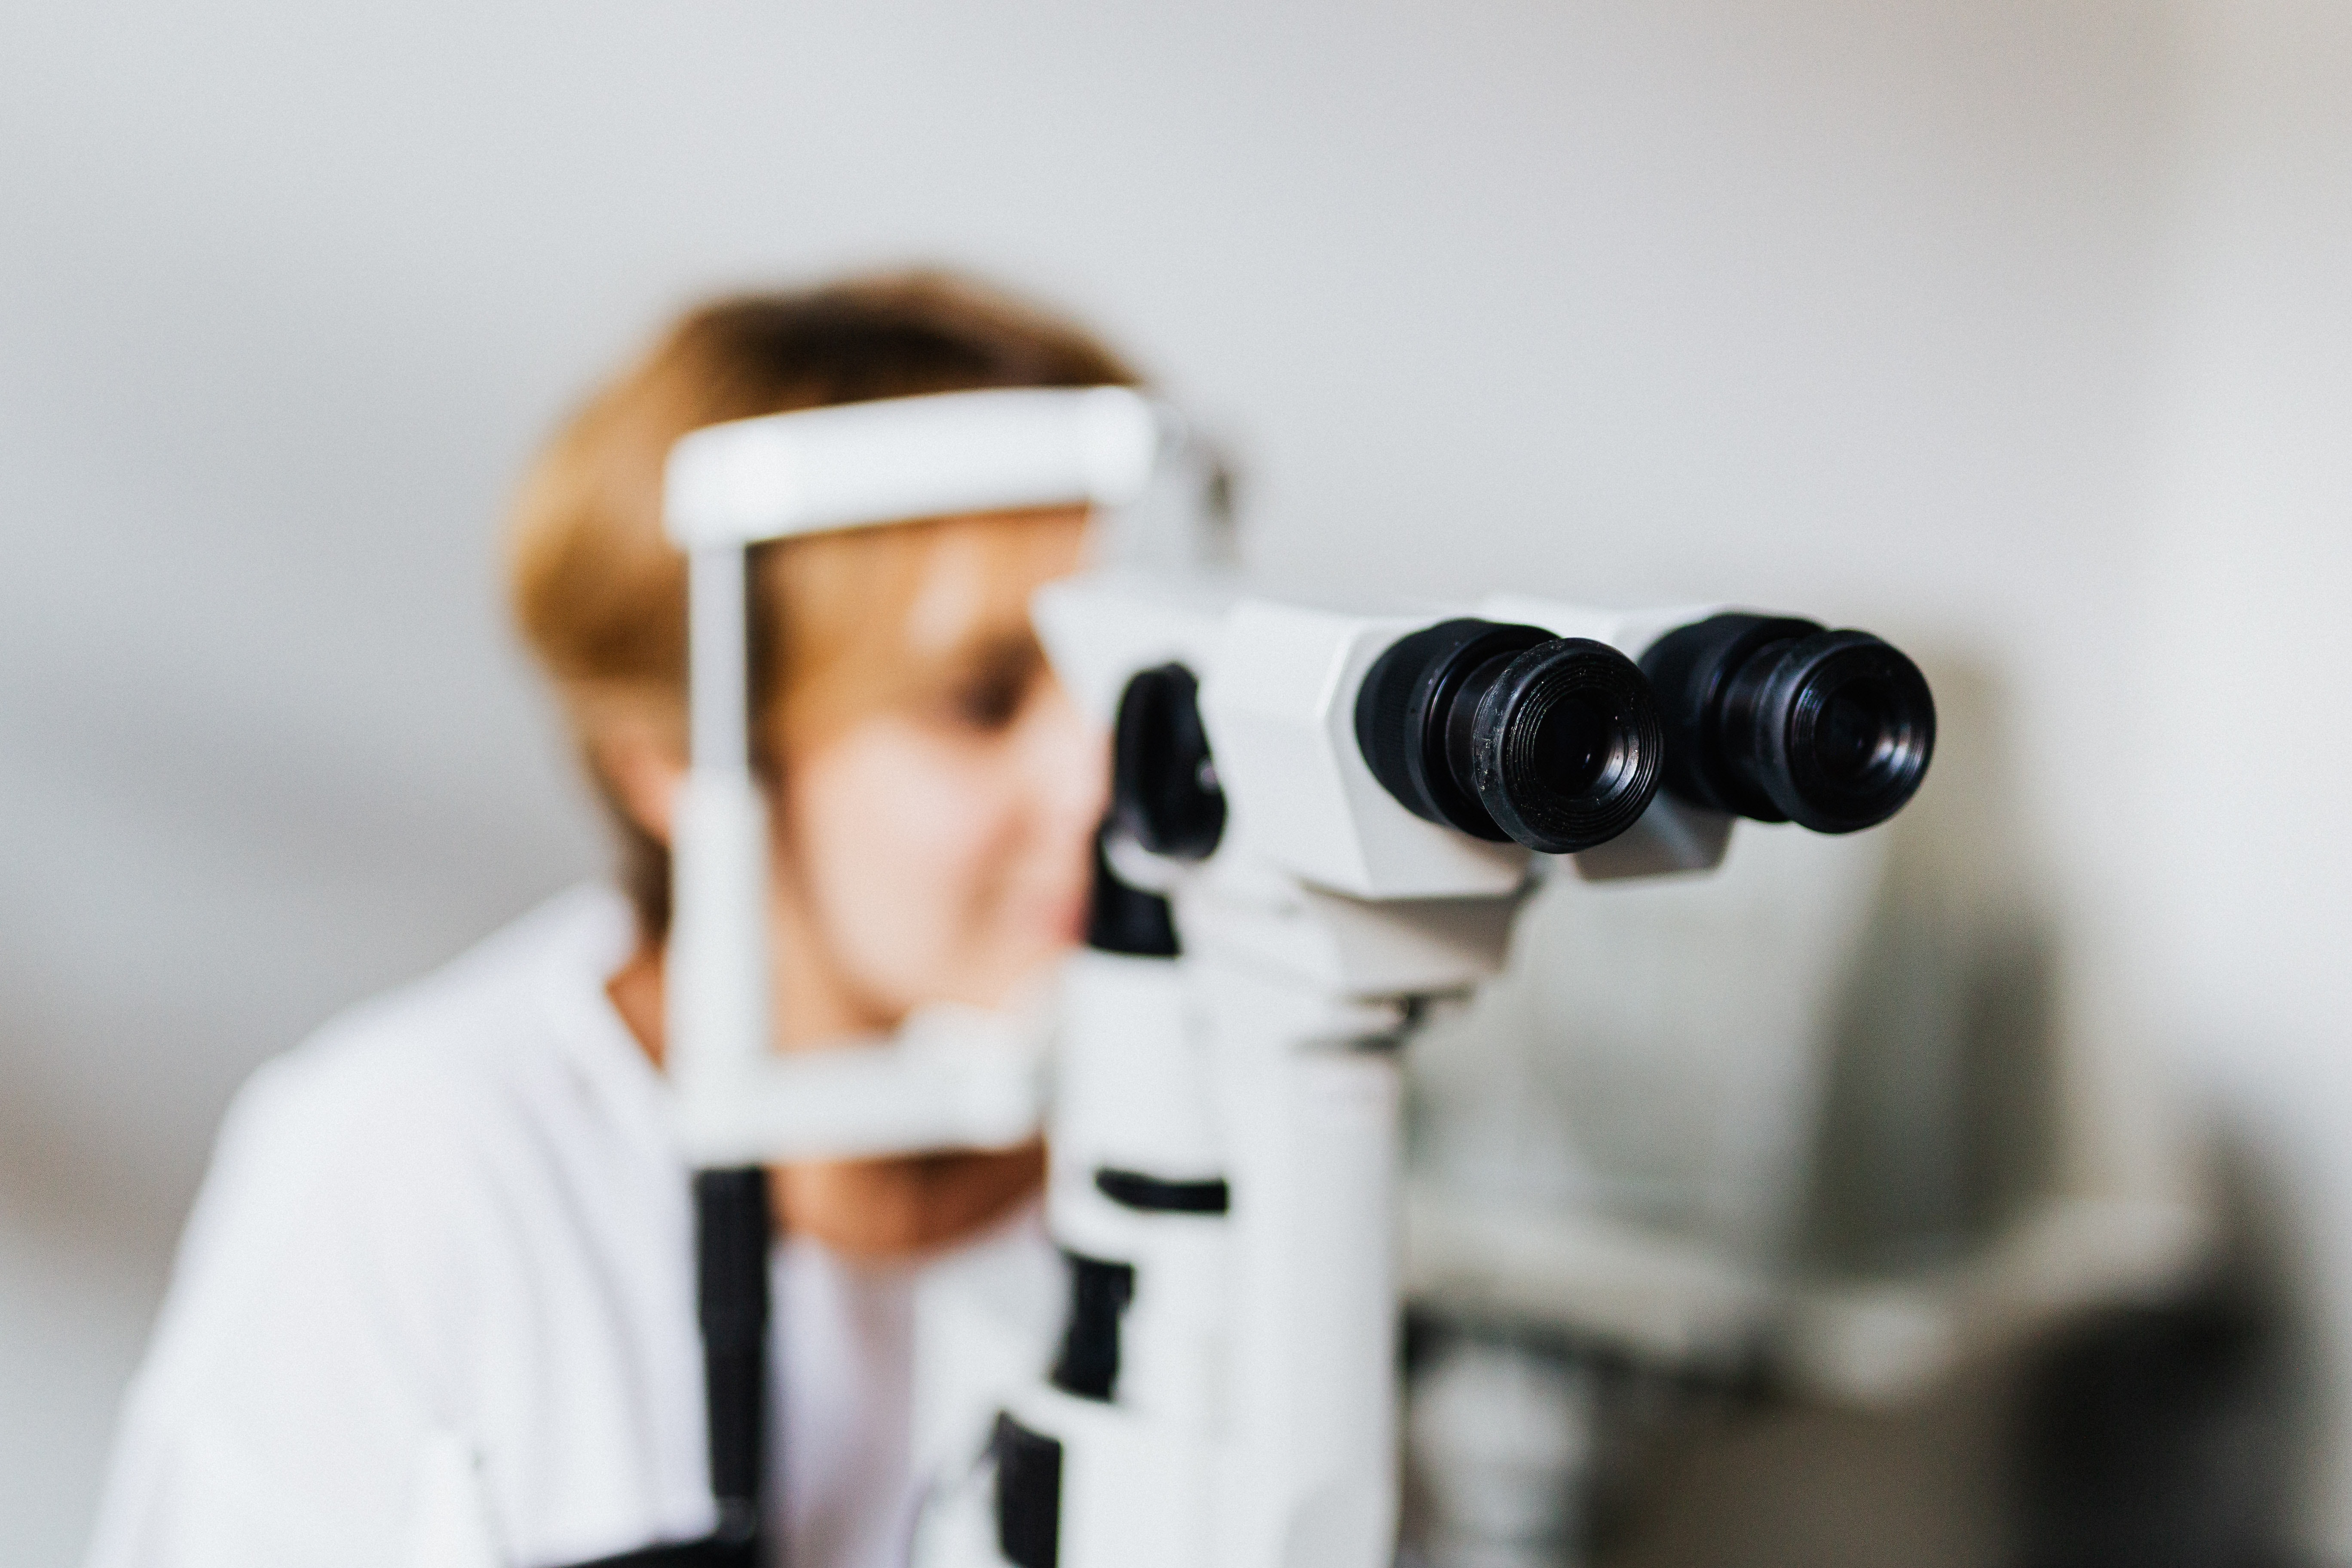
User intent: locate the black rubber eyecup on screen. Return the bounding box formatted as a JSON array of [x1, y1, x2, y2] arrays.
[[1356, 619, 1664, 855], [1356, 619, 1548, 842], [1469, 639, 1664, 853], [1755, 631, 1936, 833]]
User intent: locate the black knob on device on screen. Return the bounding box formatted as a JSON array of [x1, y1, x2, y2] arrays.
[[1640, 612, 1936, 833], [1354, 619, 1664, 855], [1085, 828, 1179, 959], [1110, 663, 1225, 861]]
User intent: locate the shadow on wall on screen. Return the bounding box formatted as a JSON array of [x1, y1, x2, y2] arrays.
[[1798, 658, 2064, 1277]]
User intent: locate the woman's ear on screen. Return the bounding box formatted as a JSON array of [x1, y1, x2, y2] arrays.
[[593, 721, 686, 846]]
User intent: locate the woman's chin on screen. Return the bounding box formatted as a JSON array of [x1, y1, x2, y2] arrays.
[[991, 873, 1094, 949], [776, 1145, 1045, 1259], [1041, 888, 1096, 948], [978, 901, 1094, 978]]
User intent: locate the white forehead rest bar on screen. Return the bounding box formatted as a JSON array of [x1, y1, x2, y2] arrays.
[[663, 384, 1164, 550]]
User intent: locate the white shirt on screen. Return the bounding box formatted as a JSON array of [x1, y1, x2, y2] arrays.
[[87, 885, 1041, 1568]]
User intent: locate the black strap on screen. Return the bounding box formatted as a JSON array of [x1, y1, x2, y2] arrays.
[[569, 1538, 747, 1568], [571, 1167, 772, 1568], [696, 1168, 771, 1545]]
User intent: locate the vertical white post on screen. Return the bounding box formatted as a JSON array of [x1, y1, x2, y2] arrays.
[[688, 545, 753, 775], [1201, 964, 1404, 1568], [668, 545, 774, 1149]]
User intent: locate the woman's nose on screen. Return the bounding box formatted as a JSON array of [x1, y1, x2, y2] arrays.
[[1024, 684, 1112, 835]]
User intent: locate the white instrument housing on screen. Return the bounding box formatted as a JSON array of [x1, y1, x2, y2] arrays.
[[911, 571, 1758, 1568]]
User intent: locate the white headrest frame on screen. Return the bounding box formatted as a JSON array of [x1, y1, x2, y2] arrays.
[[658, 386, 1176, 1165]]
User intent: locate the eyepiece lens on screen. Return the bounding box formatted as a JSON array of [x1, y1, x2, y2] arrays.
[[1355, 619, 1663, 854], [1532, 693, 1610, 796], [1817, 680, 1894, 784], [1641, 613, 1936, 834], [1467, 636, 1663, 854], [1767, 634, 1935, 832]]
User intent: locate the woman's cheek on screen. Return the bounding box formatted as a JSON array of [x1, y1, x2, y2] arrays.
[[794, 721, 1022, 1006]]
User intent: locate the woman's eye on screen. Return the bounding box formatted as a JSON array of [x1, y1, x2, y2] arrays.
[[948, 667, 1031, 732], [933, 637, 1045, 735]]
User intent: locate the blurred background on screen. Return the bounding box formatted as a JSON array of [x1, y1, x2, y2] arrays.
[[2, 1, 2346, 1563]]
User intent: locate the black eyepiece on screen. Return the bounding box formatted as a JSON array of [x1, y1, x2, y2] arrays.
[[1110, 663, 1226, 861], [1640, 613, 1935, 834], [1354, 619, 1664, 854]]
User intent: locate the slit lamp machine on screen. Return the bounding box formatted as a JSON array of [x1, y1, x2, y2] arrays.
[[653, 386, 1935, 1568]]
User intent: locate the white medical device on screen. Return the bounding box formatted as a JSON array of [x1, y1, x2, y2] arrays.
[[906, 570, 1932, 1568], [655, 387, 1936, 1568]]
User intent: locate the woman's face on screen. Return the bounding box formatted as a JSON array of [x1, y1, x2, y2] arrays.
[[772, 511, 1104, 1031], [758, 510, 1103, 1257]]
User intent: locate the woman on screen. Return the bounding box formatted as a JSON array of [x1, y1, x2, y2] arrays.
[[88, 272, 1135, 1568]]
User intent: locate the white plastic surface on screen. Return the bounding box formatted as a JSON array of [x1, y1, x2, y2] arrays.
[[1174, 870, 1521, 1000], [1474, 594, 1721, 672], [1197, 963, 1406, 1568], [670, 1000, 1052, 1167], [664, 386, 1162, 550], [401, 1432, 507, 1568], [664, 768, 774, 1148], [1199, 600, 1528, 901], [1029, 569, 1231, 731]]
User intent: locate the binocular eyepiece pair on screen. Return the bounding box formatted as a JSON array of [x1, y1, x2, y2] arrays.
[[1109, 611, 1936, 867], [1352, 612, 1936, 854]]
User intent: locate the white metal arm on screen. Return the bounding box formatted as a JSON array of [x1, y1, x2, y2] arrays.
[[665, 385, 1161, 551]]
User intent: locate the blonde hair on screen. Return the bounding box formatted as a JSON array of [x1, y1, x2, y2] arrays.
[[507, 272, 1139, 936]]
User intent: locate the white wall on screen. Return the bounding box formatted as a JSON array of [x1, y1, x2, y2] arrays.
[[2131, 0, 2352, 1543], [2, 0, 2342, 1559]]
